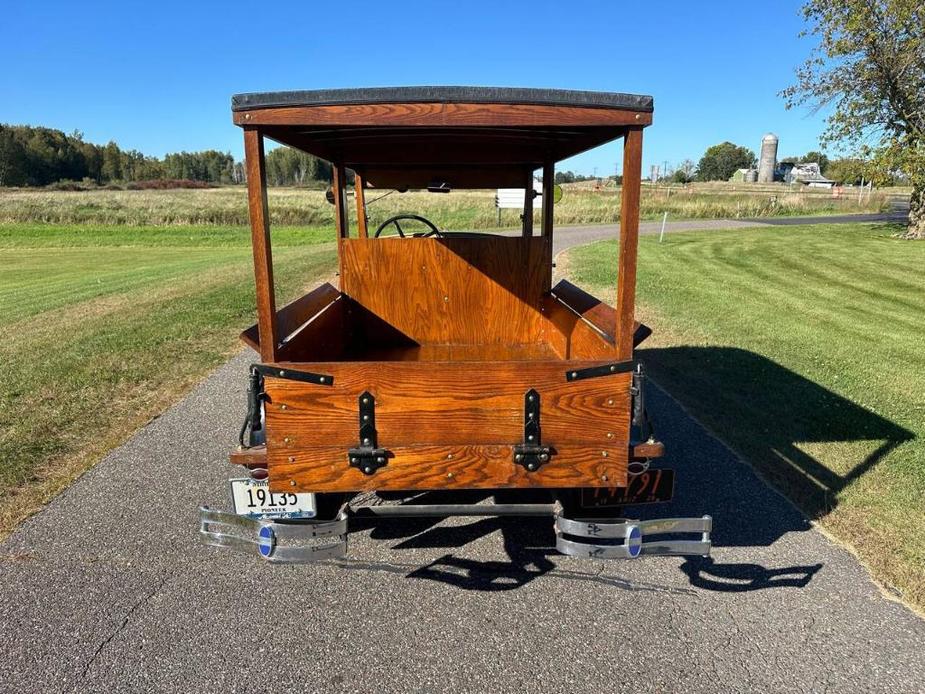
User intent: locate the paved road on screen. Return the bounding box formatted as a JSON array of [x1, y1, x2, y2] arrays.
[[2, 214, 923, 693]]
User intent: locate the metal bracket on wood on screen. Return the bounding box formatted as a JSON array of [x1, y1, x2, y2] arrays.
[[251, 363, 334, 387], [348, 391, 389, 475], [565, 360, 633, 382], [513, 388, 552, 472]]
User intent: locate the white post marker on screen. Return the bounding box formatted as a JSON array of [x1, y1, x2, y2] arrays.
[[659, 211, 668, 242]]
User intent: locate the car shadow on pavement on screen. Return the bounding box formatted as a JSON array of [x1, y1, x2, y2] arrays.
[[638, 346, 914, 521], [343, 347, 908, 593]]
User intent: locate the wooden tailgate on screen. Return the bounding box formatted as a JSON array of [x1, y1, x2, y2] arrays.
[[264, 360, 631, 493]]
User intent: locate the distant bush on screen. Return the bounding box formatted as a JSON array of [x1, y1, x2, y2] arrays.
[[44, 180, 89, 192], [125, 179, 214, 190]]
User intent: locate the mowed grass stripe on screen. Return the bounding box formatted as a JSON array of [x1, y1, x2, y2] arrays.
[[0, 224, 337, 534], [1, 247, 254, 323], [567, 221, 924, 609]]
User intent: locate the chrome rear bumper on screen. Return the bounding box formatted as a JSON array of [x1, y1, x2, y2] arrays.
[[555, 515, 712, 559], [198, 505, 711, 563], [199, 506, 348, 563]]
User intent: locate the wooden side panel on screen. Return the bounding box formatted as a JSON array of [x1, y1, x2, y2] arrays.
[[549, 280, 651, 349], [264, 360, 631, 492], [541, 295, 613, 360], [277, 299, 348, 362], [340, 236, 551, 347], [240, 283, 341, 350], [551, 279, 617, 339]]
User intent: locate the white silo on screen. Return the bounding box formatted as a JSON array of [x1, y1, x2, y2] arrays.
[[757, 133, 778, 183]]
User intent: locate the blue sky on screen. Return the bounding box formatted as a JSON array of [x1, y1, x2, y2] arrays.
[[3, 1, 831, 176]]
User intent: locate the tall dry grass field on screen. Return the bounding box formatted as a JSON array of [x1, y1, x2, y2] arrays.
[[0, 182, 891, 228]]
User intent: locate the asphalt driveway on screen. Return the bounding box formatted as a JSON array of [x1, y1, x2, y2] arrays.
[[1, 347, 923, 693]]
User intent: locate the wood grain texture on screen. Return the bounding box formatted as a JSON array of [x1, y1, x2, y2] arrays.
[[264, 359, 632, 491], [551, 279, 617, 339], [616, 127, 644, 359], [264, 360, 631, 446], [243, 128, 278, 362], [631, 441, 665, 459], [269, 444, 628, 493], [230, 446, 267, 467], [240, 282, 341, 350], [235, 102, 652, 128], [277, 298, 348, 362], [340, 236, 552, 347], [540, 295, 613, 360]]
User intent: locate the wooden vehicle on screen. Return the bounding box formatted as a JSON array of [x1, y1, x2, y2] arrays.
[[200, 87, 712, 562]]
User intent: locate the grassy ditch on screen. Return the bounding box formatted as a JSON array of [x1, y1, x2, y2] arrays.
[[566, 222, 924, 609]]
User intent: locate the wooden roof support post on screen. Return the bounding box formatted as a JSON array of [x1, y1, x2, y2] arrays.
[[355, 173, 368, 238], [332, 163, 348, 238], [332, 163, 348, 289], [522, 169, 534, 237], [615, 126, 644, 359], [542, 160, 555, 290], [243, 127, 279, 363]]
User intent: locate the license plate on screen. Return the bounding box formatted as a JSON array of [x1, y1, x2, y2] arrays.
[[581, 468, 675, 508], [229, 478, 316, 520]]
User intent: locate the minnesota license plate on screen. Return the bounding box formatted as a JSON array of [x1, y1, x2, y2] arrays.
[[581, 468, 675, 508], [229, 478, 316, 520]]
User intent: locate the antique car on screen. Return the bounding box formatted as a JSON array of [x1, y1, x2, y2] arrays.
[[199, 86, 712, 562]]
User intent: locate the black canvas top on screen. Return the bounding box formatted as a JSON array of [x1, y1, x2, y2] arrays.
[[231, 86, 653, 113]]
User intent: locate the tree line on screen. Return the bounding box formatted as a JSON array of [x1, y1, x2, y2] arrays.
[[0, 124, 331, 187]]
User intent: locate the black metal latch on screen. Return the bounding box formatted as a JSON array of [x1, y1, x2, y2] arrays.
[[513, 389, 552, 472], [251, 363, 333, 387], [348, 391, 389, 475]]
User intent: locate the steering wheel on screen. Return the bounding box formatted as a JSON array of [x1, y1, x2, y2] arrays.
[[374, 214, 443, 238]]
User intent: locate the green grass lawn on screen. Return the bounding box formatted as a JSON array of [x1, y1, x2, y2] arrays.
[[0, 223, 336, 533], [566, 222, 924, 609]]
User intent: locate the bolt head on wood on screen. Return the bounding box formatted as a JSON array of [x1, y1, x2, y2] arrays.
[[290, 480, 296, 486]]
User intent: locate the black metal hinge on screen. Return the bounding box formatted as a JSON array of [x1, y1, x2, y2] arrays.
[[513, 388, 552, 472], [565, 360, 633, 382], [348, 391, 389, 475], [251, 363, 334, 387]]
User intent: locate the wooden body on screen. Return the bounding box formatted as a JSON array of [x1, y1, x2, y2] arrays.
[[232, 87, 655, 496]]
